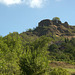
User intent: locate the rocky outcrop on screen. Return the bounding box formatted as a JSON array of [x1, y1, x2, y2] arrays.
[[39, 19, 53, 27], [52, 20, 62, 26], [39, 19, 62, 27], [25, 19, 75, 38]]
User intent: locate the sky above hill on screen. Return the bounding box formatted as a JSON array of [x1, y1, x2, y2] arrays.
[[0, 0, 75, 36]]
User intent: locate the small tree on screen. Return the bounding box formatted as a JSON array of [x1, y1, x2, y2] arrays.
[[19, 36, 51, 75], [52, 17, 60, 21], [19, 47, 50, 75]]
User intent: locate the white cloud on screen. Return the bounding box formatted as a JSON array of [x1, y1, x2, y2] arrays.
[[0, 0, 23, 5], [0, 0, 47, 8], [26, 0, 47, 8]]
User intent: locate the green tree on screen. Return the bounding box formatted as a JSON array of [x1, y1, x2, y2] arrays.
[[52, 17, 60, 21], [19, 36, 51, 75], [0, 32, 22, 75], [19, 48, 50, 75], [49, 44, 58, 52]]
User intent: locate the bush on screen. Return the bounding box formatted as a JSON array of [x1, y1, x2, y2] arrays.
[[50, 68, 71, 75], [19, 46, 50, 75], [52, 17, 60, 21]]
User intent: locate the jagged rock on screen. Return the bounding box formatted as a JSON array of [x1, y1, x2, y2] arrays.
[[38, 19, 62, 27], [38, 19, 53, 27], [52, 20, 62, 26], [24, 19, 75, 38]]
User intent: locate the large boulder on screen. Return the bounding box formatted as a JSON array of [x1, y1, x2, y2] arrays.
[[38, 19, 53, 27]]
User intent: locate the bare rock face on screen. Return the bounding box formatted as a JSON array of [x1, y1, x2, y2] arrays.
[[38, 19, 53, 27]]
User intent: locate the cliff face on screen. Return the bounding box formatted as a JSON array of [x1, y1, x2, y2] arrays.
[[23, 19, 75, 38]]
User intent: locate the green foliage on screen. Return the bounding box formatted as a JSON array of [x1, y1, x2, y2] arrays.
[[49, 44, 58, 52], [49, 38, 75, 62], [32, 36, 52, 50], [50, 68, 71, 75], [20, 49, 50, 75], [0, 32, 22, 75], [70, 38, 75, 46], [65, 38, 69, 43], [26, 28, 33, 32], [0, 31, 75, 75], [52, 17, 60, 21], [19, 36, 50, 75]]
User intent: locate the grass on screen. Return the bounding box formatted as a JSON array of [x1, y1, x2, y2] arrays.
[[66, 68, 75, 75], [50, 61, 75, 75]]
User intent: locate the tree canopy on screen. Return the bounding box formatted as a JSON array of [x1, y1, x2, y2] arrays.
[[0, 31, 75, 75], [52, 17, 60, 21]]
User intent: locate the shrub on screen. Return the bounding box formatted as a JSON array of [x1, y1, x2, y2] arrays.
[[52, 17, 60, 21], [50, 68, 71, 75], [19, 47, 50, 75]]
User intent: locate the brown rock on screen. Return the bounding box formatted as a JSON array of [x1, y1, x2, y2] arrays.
[[52, 20, 62, 26], [38, 19, 53, 27]]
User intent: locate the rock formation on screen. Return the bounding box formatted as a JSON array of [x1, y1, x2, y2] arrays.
[[24, 19, 75, 38]]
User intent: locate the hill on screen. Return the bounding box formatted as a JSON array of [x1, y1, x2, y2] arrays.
[[21, 19, 75, 39], [0, 18, 75, 75]]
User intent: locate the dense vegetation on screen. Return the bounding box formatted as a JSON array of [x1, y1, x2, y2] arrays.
[[0, 32, 74, 75], [0, 18, 75, 75], [49, 38, 75, 62]]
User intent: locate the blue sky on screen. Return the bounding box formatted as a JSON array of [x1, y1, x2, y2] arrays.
[[0, 0, 75, 36]]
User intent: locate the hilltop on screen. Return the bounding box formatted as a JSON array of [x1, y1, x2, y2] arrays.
[[21, 18, 75, 39]]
